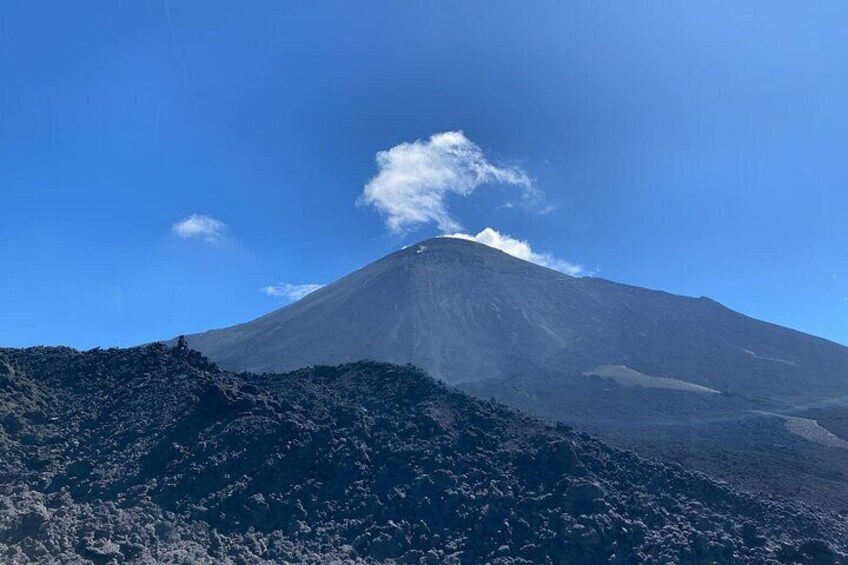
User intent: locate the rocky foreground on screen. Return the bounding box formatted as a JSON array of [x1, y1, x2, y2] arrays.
[[0, 344, 846, 564]]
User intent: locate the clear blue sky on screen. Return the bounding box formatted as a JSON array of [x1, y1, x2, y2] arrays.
[[2, 1, 846, 349]]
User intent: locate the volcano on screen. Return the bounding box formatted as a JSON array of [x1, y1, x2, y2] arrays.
[[183, 237, 848, 401], [180, 237, 848, 510]]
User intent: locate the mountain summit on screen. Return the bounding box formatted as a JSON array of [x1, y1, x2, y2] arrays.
[[181, 237, 848, 511], [184, 236, 848, 401]]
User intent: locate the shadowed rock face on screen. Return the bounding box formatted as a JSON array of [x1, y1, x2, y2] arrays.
[[181, 237, 848, 404], [1, 345, 847, 563]]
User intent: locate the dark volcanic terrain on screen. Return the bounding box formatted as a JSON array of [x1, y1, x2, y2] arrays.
[[1, 344, 847, 563], [181, 238, 848, 402], [179, 237, 848, 511], [460, 372, 848, 513]]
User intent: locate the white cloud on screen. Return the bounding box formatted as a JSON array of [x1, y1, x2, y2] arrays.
[[262, 283, 325, 301], [171, 214, 228, 243], [444, 227, 588, 277], [360, 131, 536, 233]]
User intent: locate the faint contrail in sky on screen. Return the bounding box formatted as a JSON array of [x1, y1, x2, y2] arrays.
[[161, 0, 201, 115], [162, 0, 179, 47]]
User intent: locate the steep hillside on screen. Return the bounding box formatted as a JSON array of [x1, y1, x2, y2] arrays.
[[182, 237, 848, 404], [176, 237, 848, 511], [1, 344, 846, 563]]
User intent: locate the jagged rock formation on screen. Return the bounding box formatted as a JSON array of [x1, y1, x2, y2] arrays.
[[1, 345, 847, 563]]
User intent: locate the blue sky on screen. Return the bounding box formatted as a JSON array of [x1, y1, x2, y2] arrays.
[[1, 1, 847, 349]]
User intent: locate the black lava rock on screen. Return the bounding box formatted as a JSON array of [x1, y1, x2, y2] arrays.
[[0, 344, 846, 564]]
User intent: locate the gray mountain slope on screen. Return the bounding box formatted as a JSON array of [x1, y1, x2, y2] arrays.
[[183, 237, 848, 404], [180, 238, 848, 511]]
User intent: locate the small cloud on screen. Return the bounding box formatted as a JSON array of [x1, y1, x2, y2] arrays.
[[262, 283, 325, 301], [444, 227, 589, 277], [360, 131, 537, 233], [171, 214, 228, 243]]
